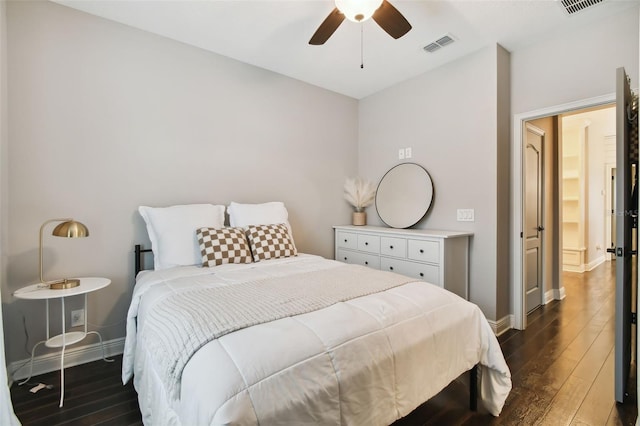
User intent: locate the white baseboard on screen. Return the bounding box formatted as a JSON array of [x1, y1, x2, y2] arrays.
[[487, 315, 512, 336], [563, 264, 585, 273], [586, 255, 605, 271], [544, 286, 566, 304], [544, 289, 554, 304], [563, 255, 606, 273], [9, 337, 125, 382]]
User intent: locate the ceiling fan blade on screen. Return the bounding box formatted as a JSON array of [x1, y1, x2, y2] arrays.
[[309, 8, 345, 45], [372, 0, 412, 39]]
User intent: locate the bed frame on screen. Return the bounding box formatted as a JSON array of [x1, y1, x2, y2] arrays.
[[134, 244, 153, 276], [133, 244, 478, 413]]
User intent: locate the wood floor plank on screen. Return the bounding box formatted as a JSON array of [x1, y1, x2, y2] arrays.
[[538, 375, 591, 426], [92, 409, 144, 426], [570, 319, 614, 383], [572, 346, 616, 426]]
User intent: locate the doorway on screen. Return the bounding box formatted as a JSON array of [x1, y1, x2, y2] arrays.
[[512, 93, 615, 330], [522, 104, 615, 319]]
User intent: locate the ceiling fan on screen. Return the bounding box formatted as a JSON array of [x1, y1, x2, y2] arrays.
[[309, 0, 412, 45]]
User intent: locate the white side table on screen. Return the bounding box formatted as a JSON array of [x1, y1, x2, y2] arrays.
[[14, 277, 113, 407]]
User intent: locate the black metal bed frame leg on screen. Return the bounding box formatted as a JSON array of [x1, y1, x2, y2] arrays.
[[135, 244, 141, 276], [470, 364, 478, 411]]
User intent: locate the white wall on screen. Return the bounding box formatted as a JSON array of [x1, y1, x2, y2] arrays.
[[3, 1, 358, 364], [358, 46, 507, 319], [512, 7, 639, 115]]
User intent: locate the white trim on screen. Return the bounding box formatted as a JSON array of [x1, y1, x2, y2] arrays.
[[561, 255, 606, 273], [544, 289, 555, 304], [555, 286, 567, 301], [9, 337, 124, 381], [544, 286, 566, 304], [563, 264, 586, 273], [587, 255, 606, 271], [487, 315, 513, 337], [512, 93, 615, 330]]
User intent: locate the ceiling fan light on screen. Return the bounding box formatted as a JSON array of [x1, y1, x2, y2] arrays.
[[335, 0, 383, 22]]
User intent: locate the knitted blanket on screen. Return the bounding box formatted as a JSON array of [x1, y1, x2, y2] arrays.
[[141, 264, 414, 400]]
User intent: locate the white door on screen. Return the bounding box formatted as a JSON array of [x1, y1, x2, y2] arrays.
[[524, 123, 545, 313]]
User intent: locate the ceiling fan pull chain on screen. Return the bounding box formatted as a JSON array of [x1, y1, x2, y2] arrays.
[[360, 23, 364, 69]]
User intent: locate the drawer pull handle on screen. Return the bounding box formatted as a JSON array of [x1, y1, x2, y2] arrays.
[[389, 266, 394, 271], [419, 272, 424, 277], [419, 249, 424, 254], [365, 242, 369, 245], [344, 239, 348, 243], [390, 245, 394, 249], [365, 261, 368, 265], [344, 257, 348, 261]]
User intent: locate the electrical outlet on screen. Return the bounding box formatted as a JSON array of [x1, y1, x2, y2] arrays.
[[71, 309, 84, 327], [398, 148, 405, 160], [405, 147, 412, 159]]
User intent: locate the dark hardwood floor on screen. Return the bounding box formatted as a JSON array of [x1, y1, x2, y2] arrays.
[[10, 261, 637, 425], [10, 353, 141, 426]]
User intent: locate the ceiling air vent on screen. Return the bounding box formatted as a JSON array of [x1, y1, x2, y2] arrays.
[[560, 0, 605, 15], [423, 43, 441, 53], [423, 34, 456, 54]]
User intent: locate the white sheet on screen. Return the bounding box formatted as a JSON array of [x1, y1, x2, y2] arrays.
[[123, 254, 511, 425]]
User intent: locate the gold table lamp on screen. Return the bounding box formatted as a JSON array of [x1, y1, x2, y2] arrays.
[[39, 218, 89, 289]]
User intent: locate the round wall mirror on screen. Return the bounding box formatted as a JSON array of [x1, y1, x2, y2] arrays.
[[375, 163, 434, 229]]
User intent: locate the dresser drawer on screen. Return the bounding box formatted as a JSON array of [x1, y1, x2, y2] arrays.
[[337, 249, 380, 269], [380, 236, 406, 258], [336, 231, 358, 250], [357, 234, 380, 254], [407, 239, 439, 264], [380, 257, 440, 285]]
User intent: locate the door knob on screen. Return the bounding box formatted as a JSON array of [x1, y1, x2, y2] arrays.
[[537, 226, 545, 231]]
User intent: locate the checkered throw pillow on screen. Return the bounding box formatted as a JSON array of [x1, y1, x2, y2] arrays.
[[197, 227, 253, 267], [246, 223, 297, 262]]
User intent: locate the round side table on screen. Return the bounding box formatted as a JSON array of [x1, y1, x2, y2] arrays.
[[14, 277, 113, 407]]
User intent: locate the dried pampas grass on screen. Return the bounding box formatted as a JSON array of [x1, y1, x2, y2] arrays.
[[344, 177, 376, 212]]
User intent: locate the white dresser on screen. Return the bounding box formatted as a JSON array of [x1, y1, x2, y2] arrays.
[[334, 225, 472, 300]]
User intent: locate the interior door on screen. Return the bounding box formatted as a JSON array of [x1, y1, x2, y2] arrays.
[[614, 66, 634, 403], [524, 123, 544, 313]]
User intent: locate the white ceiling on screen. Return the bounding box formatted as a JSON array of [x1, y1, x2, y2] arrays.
[[52, 0, 638, 99]]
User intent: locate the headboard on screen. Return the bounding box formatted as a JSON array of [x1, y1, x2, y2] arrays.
[[135, 244, 153, 276]]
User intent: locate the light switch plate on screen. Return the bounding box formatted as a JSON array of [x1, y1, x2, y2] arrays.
[[457, 209, 475, 222], [398, 148, 405, 160], [405, 147, 412, 159]]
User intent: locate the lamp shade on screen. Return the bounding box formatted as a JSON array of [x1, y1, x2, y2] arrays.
[[335, 0, 383, 22], [52, 220, 89, 238]]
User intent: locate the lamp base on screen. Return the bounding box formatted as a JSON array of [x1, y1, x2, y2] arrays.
[[48, 279, 80, 290]]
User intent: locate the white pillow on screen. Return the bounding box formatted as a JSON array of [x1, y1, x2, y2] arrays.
[[228, 201, 290, 228], [228, 201, 294, 241], [139, 204, 226, 270]]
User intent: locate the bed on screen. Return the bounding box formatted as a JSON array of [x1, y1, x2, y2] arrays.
[[122, 202, 511, 425]]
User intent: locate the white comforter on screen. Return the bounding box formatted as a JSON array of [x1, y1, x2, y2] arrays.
[[122, 254, 511, 425]]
